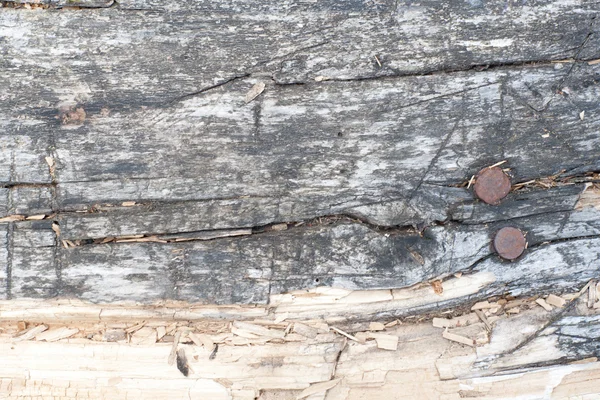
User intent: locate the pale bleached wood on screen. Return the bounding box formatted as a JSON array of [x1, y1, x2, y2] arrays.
[[0, 294, 598, 399]]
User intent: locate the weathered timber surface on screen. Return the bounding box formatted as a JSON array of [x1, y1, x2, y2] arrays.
[[1, 293, 600, 399], [1, 1, 600, 308]]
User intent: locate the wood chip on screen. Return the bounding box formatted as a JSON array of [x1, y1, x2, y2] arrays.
[[25, 214, 46, 220], [271, 223, 288, 231], [374, 55, 382, 67], [231, 326, 261, 339], [385, 320, 399, 327], [297, 379, 341, 399], [292, 322, 319, 339], [121, 201, 136, 206], [535, 298, 553, 311], [466, 175, 475, 189], [369, 322, 385, 331], [168, 331, 182, 365], [130, 327, 157, 345], [546, 294, 567, 308], [35, 327, 79, 342], [125, 321, 146, 334], [156, 326, 166, 341], [506, 307, 521, 314], [44, 156, 55, 168], [442, 329, 474, 347], [430, 280, 443, 294], [588, 59, 600, 65], [354, 332, 370, 343], [371, 333, 398, 351], [579, 111, 585, 120], [188, 332, 214, 349], [244, 81, 265, 103], [14, 325, 48, 342], [0, 215, 26, 222], [330, 326, 359, 342], [488, 160, 507, 169], [232, 321, 285, 339], [471, 301, 494, 310], [165, 322, 178, 335]]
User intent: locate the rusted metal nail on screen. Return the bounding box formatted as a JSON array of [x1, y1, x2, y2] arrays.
[[473, 166, 511, 205], [494, 227, 526, 261]]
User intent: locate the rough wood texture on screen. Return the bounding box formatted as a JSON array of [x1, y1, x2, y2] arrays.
[[4, 2, 600, 398], [1, 291, 600, 399], [1, 0, 600, 308]]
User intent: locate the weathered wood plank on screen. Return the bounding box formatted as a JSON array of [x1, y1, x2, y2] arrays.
[[2, 2, 600, 397], [33, 64, 598, 240], [2, 0, 598, 107], [4, 185, 600, 305], [43, 196, 600, 304]]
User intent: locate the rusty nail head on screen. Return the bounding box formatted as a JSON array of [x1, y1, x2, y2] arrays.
[[473, 166, 511, 205], [494, 227, 526, 261]]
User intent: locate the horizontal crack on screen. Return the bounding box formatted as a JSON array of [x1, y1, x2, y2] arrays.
[[273, 58, 599, 86], [168, 74, 250, 105], [0, 0, 115, 9], [58, 213, 421, 248], [0, 182, 55, 189]]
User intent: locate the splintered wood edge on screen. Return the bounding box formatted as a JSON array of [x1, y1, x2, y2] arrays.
[[0, 271, 494, 325], [0, 284, 591, 344], [1, 283, 598, 400]]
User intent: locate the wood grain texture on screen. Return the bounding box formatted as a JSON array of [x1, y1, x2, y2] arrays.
[[0, 293, 599, 399], [2, 3, 600, 398], [1, 1, 600, 307]]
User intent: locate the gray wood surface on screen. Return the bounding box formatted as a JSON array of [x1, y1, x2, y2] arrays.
[[1, 1, 600, 306]]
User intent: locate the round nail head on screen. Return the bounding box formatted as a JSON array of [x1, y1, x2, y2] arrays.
[[494, 227, 526, 261], [473, 166, 511, 205]]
